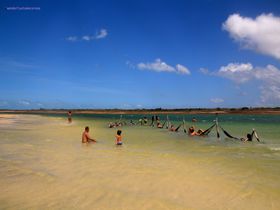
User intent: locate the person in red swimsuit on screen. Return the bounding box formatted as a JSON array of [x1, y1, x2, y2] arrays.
[[115, 130, 123, 145]]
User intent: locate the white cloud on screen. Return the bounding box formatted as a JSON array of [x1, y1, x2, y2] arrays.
[[96, 29, 108, 39], [259, 85, 280, 104], [254, 65, 280, 84], [217, 63, 254, 83], [137, 59, 191, 75], [223, 13, 280, 60], [66, 36, 78, 42], [210, 98, 224, 103], [255, 65, 280, 104], [66, 29, 108, 42], [19, 100, 30, 106], [82, 35, 93, 41], [216, 62, 280, 104], [176, 64, 191, 75], [199, 68, 209, 75], [138, 59, 175, 72]]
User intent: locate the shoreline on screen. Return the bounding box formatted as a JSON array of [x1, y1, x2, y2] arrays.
[[1, 108, 280, 115]]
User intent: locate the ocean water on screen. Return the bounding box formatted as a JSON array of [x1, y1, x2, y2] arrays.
[[0, 113, 280, 210]]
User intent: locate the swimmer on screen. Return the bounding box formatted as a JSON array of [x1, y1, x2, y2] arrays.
[[82, 126, 97, 143], [188, 126, 205, 136], [196, 129, 205, 136], [108, 122, 116, 128], [241, 129, 260, 142], [169, 125, 176, 132], [192, 117, 197, 122], [67, 110, 72, 123], [115, 130, 123, 145], [169, 124, 180, 132], [188, 126, 197, 136], [157, 122, 163, 128]]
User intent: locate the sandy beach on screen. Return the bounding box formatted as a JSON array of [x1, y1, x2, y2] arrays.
[[0, 114, 19, 126]]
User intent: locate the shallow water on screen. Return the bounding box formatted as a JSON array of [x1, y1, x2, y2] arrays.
[[0, 113, 280, 210]]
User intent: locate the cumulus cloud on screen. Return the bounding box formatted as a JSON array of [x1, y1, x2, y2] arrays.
[[217, 63, 254, 83], [223, 13, 280, 60], [137, 59, 191, 75], [216, 62, 280, 104], [259, 85, 280, 104], [210, 98, 224, 103], [66, 29, 108, 42], [255, 65, 280, 103]]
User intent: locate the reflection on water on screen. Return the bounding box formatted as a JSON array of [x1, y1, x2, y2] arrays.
[[0, 114, 280, 210]]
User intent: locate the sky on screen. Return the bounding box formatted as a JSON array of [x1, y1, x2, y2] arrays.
[[0, 0, 280, 109]]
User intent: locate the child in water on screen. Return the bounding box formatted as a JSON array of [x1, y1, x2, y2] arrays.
[[115, 130, 123, 145]]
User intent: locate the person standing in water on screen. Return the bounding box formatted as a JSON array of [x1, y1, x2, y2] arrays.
[[82, 126, 97, 143], [115, 130, 123, 145], [67, 111, 72, 123], [151, 115, 155, 127]]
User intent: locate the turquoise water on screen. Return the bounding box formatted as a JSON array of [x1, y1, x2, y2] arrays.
[[0, 113, 280, 209]]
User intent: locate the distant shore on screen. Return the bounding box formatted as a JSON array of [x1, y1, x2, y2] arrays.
[[1, 108, 280, 115]]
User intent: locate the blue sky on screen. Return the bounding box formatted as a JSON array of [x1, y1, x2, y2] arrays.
[[0, 0, 280, 109]]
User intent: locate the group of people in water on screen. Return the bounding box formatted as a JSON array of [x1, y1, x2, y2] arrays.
[[112, 115, 205, 136], [68, 111, 260, 144], [82, 126, 123, 145], [67, 111, 123, 145]]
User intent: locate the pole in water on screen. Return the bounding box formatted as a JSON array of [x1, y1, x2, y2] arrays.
[[118, 114, 122, 123], [215, 113, 220, 139], [253, 128, 261, 142], [183, 117, 186, 133], [166, 115, 169, 129]]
